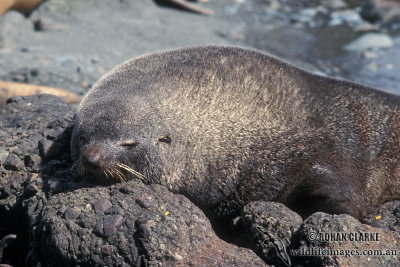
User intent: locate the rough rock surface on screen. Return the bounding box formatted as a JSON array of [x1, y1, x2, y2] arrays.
[[237, 201, 303, 266], [364, 200, 400, 239], [0, 94, 76, 266], [32, 181, 267, 266], [0, 94, 74, 223]]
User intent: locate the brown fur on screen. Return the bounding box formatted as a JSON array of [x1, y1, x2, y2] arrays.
[[71, 45, 400, 220]]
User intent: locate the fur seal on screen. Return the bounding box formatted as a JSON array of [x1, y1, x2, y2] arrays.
[[71, 45, 400, 220]]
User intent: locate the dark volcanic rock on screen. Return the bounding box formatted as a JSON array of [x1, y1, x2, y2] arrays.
[[238, 201, 303, 266], [34, 181, 267, 266], [92, 198, 112, 214], [3, 153, 24, 171], [0, 94, 76, 266], [364, 200, 400, 238], [0, 94, 75, 212]]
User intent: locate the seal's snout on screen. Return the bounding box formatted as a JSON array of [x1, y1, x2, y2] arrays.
[[82, 146, 102, 171]]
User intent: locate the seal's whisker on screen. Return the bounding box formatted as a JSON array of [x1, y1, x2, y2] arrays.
[[109, 168, 119, 182], [71, 160, 82, 175], [115, 169, 126, 182], [71, 160, 79, 169], [117, 163, 135, 173], [133, 170, 147, 182], [110, 168, 124, 182], [110, 168, 121, 182], [106, 168, 116, 180], [117, 163, 147, 181], [143, 167, 151, 183], [117, 164, 132, 173], [118, 164, 145, 180], [103, 168, 110, 179]]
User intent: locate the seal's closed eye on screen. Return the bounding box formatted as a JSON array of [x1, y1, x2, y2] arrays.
[[158, 135, 171, 144], [121, 141, 137, 150]]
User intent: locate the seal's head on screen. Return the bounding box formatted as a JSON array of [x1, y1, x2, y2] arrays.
[[70, 83, 168, 185]]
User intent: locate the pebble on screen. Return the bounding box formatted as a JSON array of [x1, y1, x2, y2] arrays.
[[24, 154, 35, 167], [97, 66, 106, 74], [38, 139, 62, 159], [321, 0, 347, 10], [0, 11, 34, 49], [12, 74, 27, 82], [3, 153, 24, 171], [360, 2, 382, 23], [81, 81, 90, 88], [48, 179, 64, 193], [353, 23, 380, 32], [0, 147, 8, 162], [291, 8, 318, 24], [93, 199, 112, 214], [24, 183, 40, 197], [77, 228, 89, 237], [367, 61, 378, 71], [363, 51, 380, 59], [119, 185, 135, 194], [386, 63, 394, 70], [103, 215, 124, 237], [94, 215, 124, 237], [267, 0, 280, 11], [384, 10, 400, 28], [329, 10, 364, 26], [106, 206, 125, 216], [78, 214, 95, 228], [64, 207, 79, 220], [344, 33, 394, 51], [32, 17, 65, 31]]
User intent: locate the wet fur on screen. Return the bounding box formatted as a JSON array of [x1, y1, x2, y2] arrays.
[[71, 45, 400, 220]]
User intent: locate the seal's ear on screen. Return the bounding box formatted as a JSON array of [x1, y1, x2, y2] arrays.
[[158, 135, 171, 144]]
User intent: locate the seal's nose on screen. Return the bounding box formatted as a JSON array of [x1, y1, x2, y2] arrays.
[[82, 147, 101, 171], [83, 154, 100, 170]]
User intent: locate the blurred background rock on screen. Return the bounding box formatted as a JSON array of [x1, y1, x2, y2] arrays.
[[0, 0, 399, 97]]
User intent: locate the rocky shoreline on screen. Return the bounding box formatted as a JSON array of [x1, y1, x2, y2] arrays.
[[0, 0, 399, 95]]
